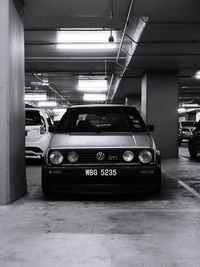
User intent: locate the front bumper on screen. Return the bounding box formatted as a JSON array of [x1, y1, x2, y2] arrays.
[[26, 134, 51, 158], [42, 164, 161, 194]]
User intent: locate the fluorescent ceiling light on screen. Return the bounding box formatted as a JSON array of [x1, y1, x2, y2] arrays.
[[194, 70, 200, 79], [178, 108, 186, 113], [182, 103, 199, 107], [83, 93, 106, 101], [56, 43, 117, 50], [78, 80, 108, 92], [57, 30, 116, 43], [25, 94, 47, 101], [41, 82, 50, 86], [38, 101, 57, 107]]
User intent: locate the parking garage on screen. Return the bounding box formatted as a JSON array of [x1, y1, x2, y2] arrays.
[[1, 0, 200, 266]]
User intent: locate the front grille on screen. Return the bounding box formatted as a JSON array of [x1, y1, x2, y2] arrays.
[[65, 150, 124, 164], [48, 148, 154, 165]]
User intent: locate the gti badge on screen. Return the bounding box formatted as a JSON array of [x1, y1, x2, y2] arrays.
[[96, 152, 105, 161]]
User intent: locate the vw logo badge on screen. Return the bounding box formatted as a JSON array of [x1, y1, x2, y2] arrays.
[[96, 152, 105, 161]]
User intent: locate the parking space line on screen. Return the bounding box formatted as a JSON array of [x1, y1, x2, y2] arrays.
[[178, 179, 200, 200]]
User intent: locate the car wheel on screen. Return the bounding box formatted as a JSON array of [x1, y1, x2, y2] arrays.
[[189, 150, 197, 158]]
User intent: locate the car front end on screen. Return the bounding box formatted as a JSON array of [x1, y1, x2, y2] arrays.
[[42, 105, 161, 195], [42, 145, 161, 195]]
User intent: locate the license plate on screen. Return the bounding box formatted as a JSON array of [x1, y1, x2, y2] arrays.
[[85, 169, 117, 176]]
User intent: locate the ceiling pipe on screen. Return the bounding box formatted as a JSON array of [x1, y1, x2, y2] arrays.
[[105, 73, 114, 104], [33, 73, 71, 105], [106, 2, 148, 102], [116, 0, 135, 63], [105, 0, 135, 103]]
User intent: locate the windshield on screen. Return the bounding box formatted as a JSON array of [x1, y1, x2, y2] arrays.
[[57, 107, 148, 133], [25, 110, 42, 126]]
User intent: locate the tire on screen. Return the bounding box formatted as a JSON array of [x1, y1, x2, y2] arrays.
[[189, 150, 197, 158]]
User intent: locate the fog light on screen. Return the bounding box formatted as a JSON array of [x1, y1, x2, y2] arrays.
[[67, 151, 78, 163], [49, 151, 63, 165], [123, 151, 134, 162], [138, 150, 152, 164]]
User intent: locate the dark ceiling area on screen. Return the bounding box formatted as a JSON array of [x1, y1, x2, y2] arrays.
[[24, 0, 200, 107]]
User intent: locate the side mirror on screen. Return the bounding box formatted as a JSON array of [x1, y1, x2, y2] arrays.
[[147, 125, 154, 132], [49, 125, 55, 133]]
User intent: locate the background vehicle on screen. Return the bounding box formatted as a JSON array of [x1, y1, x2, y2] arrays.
[[188, 121, 200, 157], [25, 108, 54, 158], [42, 105, 161, 196], [178, 121, 195, 145]]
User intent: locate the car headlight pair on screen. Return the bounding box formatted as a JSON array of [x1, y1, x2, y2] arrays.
[[49, 149, 152, 165], [123, 150, 152, 164], [49, 151, 78, 165]]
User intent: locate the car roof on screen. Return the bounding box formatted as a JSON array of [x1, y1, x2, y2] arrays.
[[25, 108, 49, 116], [68, 104, 134, 109]]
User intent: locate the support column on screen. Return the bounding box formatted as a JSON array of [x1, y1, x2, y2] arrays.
[[0, 0, 27, 204], [125, 95, 141, 112], [141, 72, 178, 158]]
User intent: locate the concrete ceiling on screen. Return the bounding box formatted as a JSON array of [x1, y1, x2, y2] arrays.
[[24, 0, 200, 107]]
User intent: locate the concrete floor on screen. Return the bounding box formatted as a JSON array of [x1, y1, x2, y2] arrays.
[[1, 145, 200, 266]]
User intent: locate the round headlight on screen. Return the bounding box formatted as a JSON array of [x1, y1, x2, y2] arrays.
[[138, 150, 152, 164], [49, 151, 63, 165], [123, 151, 134, 162], [67, 151, 78, 163]]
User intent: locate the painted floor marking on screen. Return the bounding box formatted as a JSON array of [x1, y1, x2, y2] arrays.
[[178, 179, 200, 200]]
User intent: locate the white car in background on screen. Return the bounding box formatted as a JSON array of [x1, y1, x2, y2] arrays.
[[25, 108, 54, 158]]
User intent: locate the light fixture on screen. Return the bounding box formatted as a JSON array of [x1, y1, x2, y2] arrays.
[[178, 108, 187, 114], [56, 43, 117, 50], [83, 93, 106, 101], [194, 70, 200, 79], [25, 94, 47, 101], [78, 80, 108, 92], [38, 101, 57, 107], [41, 78, 49, 86], [57, 30, 116, 43], [182, 103, 199, 107]]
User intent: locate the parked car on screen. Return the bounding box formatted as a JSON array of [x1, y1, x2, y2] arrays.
[[178, 121, 195, 145], [188, 121, 200, 157], [25, 108, 54, 158], [42, 105, 161, 196]]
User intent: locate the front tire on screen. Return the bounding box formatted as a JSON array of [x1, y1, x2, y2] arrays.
[[189, 150, 197, 158]]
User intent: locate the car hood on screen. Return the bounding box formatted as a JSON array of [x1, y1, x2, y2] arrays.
[[49, 132, 153, 149]]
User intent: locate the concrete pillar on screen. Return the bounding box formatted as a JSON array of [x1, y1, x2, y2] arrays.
[[125, 95, 141, 112], [141, 72, 178, 158], [0, 0, 27, 204]]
